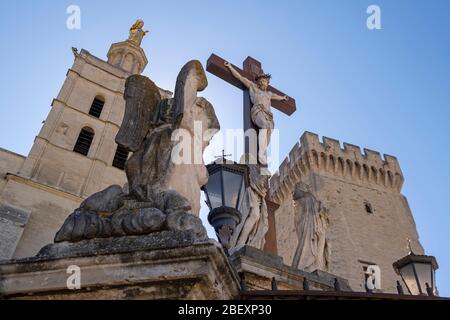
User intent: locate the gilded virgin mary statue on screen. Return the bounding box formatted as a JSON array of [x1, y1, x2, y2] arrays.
[[128, 19, 149, 46]]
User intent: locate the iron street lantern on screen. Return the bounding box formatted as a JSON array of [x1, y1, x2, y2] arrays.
[[202, 156, 248, 252], [393, 250, 439, 296]]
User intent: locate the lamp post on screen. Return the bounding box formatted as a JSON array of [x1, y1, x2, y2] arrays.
[[393, 240, 439, 296], [202, 153, 248, 252]]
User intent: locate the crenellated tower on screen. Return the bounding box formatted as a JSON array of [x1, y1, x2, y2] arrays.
[[269, 131, 424, 293]]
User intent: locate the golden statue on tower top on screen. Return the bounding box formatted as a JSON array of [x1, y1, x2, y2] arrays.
[[128, 19, 149, 46]]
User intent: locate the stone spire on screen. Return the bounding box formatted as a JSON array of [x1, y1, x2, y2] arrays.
[[107, 20, 149, 74]]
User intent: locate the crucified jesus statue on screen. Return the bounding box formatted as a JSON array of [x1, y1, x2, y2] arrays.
[[224, 61, 289, 166]]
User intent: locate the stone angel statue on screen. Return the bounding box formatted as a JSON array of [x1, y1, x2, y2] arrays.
[[128, 19, 149, 46], [54, 61, 220, 243], [116, 60, 219, 215]]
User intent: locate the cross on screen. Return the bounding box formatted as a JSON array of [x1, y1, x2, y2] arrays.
[[214, 149, 232, 163], [207, 54, 292, 256], [206, 54, 297, 161], [406, 238, 415, 255]]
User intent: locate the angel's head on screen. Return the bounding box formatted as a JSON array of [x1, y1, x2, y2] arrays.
[[255, 74, 271, 91]]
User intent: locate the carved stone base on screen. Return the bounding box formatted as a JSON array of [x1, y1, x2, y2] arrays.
[[229, 245, 351, 292], [53, 185, 207, 243], [0, 231, 240, 300]]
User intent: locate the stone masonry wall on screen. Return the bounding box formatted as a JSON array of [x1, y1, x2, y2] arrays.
[[270, 131, 424, 293]]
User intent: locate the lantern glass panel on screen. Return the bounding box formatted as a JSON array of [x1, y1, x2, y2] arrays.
[[206, 171, 223, 209], [223, 170, 243, 208], [400, 263, 420, 295], [414, 262, 433, 293], [237, 179, 246, 211]]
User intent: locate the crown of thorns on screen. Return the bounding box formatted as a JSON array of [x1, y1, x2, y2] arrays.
[[255, 73, 272, 81]]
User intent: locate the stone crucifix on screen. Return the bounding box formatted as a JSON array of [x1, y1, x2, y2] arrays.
[[206, 54, 296, 168]]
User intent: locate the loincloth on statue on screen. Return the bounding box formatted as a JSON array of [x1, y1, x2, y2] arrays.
[[251, 104, 274, 130]]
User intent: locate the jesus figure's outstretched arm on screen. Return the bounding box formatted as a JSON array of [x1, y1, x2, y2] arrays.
[[224, 61, 253, 89], [272, 93, 289, 102]]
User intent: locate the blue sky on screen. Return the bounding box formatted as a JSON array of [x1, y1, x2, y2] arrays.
[[0, 0, 449, 295]]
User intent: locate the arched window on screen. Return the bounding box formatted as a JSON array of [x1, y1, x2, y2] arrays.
[[89, 96, 105, 118], [112, 144, 129, 170], [73, 127, 94, 156]]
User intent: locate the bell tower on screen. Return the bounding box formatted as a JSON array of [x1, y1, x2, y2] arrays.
[[0, 21, 155, 259], [107, 19, 148, 74], [107, 41, 148, 74]]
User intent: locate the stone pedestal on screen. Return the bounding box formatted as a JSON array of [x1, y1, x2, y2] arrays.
[[229, 245, 351, 292], [0, 231, 240, 300]]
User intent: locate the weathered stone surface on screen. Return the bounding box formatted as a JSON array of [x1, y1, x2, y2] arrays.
[[0, 204, 30, 260], [270, 131, 425, 293], [40, 230, 207, 259], [54, 206, 170, 242], [80, 185, 125, 213], [291, 182, 330, 272], [167, 65, 220, 215], [54, 196, 205, 242], [53, 60, 218, 243], [166, 211, 207, 239], [115, 75, 161, 152], [174, 60, 208, 124], [0, 235, 240, 300], [230, 164, 269, 250], [120, 59, 219, 214], [229, 245, 351, 292]]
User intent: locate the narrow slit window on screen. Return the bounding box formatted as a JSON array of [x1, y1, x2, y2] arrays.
[[73, 127, 94, 156], [365, 202, 374, 214], [113, 144, 129, 170]]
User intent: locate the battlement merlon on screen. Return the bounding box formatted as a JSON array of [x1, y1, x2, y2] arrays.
[[269, 132, 405, 202], [300, 132, 403, 175]]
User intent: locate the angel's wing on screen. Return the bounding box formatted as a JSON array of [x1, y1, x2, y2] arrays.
[[116, 75, 161, 152], [173, 60, 208, 125]]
